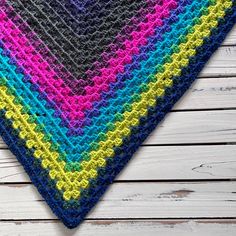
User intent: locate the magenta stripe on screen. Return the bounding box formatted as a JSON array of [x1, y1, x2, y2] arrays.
[[0, 0, 177, 123], [87, 0, 162, 78], [2, 3, 77, 83]]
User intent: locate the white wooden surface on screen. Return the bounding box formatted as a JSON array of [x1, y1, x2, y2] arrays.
[[0, 25, 235, 235]]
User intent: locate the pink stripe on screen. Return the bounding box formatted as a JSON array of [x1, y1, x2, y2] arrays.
[[0, 0, 177, 124], [82, 0, 177, 98]]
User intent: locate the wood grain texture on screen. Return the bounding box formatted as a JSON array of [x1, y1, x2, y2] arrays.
[[0, 110, 236, 148], [1, 145, 236, 183], [145, 110, 236, 144], [1, 220, 236, 236], [199, 46, 236, 77], [0, 182, 235, 220], [174, 77, 236, 110]]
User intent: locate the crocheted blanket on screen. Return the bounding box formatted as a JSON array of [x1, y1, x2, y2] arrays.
[[0, 0, 235, 228]]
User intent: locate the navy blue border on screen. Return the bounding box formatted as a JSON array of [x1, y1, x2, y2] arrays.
[[0, 5, 235, 228]]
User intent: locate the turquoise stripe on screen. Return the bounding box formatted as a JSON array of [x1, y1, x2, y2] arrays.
[[0, 50, 73, 152]]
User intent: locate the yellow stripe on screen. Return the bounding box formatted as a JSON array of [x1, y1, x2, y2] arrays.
[[0, 0, 231, 201], [0, 86, 82, 199]]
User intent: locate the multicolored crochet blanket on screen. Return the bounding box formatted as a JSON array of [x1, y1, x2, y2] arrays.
[[0, 0, 235, 228]]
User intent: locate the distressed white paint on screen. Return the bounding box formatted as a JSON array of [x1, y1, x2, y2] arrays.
[[174, 77, 236, 110], [199, 46, 236, 77], [145, 110, 236, 144], [0, 110, 236, 148], [0, 182, 235, 219], [1, 145, 236, 182]]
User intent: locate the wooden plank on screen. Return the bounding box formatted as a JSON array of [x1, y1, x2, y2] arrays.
[[0, 110, 236, 148], [0, 182, 235, 219], [1, 220, 236, 236], [145, 110, 236, 145], [174, 77, 236, 110], [119, 145, 236, 180], [1, 145, 236, 183], [222, 25, 236, 46], [199, 46, 236, 78]]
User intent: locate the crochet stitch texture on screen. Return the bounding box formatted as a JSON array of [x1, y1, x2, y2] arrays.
[[0, 0, 235, 228]]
